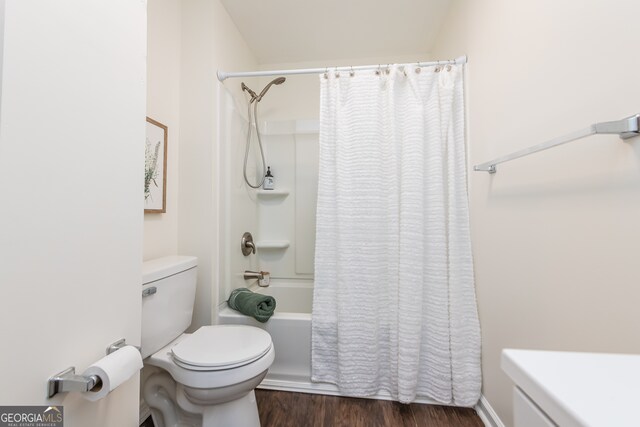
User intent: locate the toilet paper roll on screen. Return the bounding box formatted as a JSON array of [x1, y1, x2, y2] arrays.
[[81, 345, 143, 402]]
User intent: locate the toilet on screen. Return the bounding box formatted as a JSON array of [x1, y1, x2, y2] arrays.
[[141, 256, 274, 427]]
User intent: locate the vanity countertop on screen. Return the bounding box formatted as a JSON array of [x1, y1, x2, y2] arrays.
[[502, 349, 640, 427]]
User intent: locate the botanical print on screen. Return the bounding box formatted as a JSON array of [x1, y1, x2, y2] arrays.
[[145, 138, 161, 201], [145, 117, 167, 212]]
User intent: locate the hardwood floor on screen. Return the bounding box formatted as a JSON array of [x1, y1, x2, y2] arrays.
[[255, 389, 484, 427]]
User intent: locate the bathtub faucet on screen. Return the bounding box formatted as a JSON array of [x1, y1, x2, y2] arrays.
[[244, 270, 265, 280], [244, 270, 271, 287]]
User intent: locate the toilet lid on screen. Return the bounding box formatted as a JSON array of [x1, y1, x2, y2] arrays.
[[171, 325, 272, 371]]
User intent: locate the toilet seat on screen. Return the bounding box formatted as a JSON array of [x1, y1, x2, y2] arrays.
[[171, 325, 272, 371], [146, 328, 275, 390]]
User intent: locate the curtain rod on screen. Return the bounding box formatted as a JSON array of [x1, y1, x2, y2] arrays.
[[217, 55, 467, 82]]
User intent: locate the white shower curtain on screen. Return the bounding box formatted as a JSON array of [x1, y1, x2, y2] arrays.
[[311, 64, 481, 406]]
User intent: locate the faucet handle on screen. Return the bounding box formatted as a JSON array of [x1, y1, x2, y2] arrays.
[[241, 232, 256, 256]]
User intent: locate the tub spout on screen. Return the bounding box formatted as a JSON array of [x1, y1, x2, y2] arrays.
[[244, 270, 264, 280]]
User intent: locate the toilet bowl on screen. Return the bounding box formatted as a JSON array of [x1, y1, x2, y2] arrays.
[[141, 256, 274, 427]]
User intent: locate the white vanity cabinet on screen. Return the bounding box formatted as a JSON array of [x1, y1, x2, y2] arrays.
[[502, 349, 640, 427], [513, 387, 555, 427]]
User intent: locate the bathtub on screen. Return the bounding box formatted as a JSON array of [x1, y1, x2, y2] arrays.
[[218, 281, 338, 394], [218, 281, 437, 402]]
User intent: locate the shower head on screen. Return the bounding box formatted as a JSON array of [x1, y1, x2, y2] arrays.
[[241, 82, 258, 101], [256, 77, 286, 102]]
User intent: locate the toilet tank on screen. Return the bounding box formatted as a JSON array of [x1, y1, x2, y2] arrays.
[[141, 256, 198, 358]]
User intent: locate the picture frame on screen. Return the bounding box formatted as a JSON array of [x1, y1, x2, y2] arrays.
[[144, 117, 168, 213]]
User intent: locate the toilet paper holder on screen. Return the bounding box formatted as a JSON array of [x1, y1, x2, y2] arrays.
[[106, 338, 141, 355], [47, 338, 141, 398], [47, 367, 101, 398]]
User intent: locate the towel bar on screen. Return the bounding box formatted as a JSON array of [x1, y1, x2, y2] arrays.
[[474, 114, 640, 173]]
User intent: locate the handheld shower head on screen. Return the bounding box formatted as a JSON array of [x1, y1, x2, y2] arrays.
[[240, 76, 286, 189], [241, 82, 258, 101], [256, 77, 286, 102]]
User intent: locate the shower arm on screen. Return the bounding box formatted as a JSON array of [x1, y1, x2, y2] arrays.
[[241, 82, 257, 99]]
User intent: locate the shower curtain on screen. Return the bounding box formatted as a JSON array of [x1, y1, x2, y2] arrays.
[[311, 64, 481, 406]]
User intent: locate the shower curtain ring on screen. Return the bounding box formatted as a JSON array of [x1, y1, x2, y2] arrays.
[[323, 67, 328, 79], [350, 66, 355, 77], [375, 64, 381, 76], [335, 67, 340, 78], [385, 64, 390, 75], [415, 61, 421, 74]]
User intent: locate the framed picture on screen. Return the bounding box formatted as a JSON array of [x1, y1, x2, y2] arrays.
[[144, 117, 167, 213]]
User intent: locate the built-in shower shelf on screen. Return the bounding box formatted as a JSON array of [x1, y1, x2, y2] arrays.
[[256, 240, 290, 250], [257, 189, 290, 198]]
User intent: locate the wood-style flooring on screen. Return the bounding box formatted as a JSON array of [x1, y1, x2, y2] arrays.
[[255, 389, 484, 427]]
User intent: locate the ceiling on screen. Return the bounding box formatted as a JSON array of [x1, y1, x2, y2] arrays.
[[220, 0, 452, 64]]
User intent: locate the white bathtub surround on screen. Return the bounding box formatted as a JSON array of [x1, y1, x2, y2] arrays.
[[312, 64, 480, 406]]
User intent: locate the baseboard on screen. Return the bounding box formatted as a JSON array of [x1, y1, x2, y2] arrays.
[[475, 394, 505, 427]]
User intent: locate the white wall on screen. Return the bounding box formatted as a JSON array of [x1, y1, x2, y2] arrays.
[[179, 0, 258, 328], [0, 1, 146, 425], [143, 0, 259, 329], [144, 0, 182, 261], [0, 0, 5, 117], [432, 1, 640, 424], [141, 1, 182, 420]]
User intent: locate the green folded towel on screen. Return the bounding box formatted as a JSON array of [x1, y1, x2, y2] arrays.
[[228, 287, 276, 323]]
